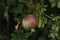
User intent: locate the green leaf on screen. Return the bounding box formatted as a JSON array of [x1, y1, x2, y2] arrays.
[[11, 37, 16, 40], [12, 4, 24, 14], [10, 0, 16, 5], [36, 3, 41, 12], [27, 0, 33, 8], [4, 7, 9, 21], [14, 16, 21, 22], [38, 16, 43, 28], [13, 9, 22, 14], [49, 0, 55, 2], [38, 16, 47, 28], [53, 16, 60, 21], [38, 36, 46, 40], [57, 1, 60, 8], [11, 33, 16, 37], [51, 2, 57, 7], [18, 0, 24, 2], [44, 5, 48, 7], [48, 33, 55, 38], [41, 8, 47, 13]]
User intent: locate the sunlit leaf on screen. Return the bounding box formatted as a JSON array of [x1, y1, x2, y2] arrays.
[[48, 33, 55, 38], [57, 1, 60, 8], [38, 15, 47, 28], [53, 16, 60, 21], [49, 0, 55, 2], [51, 2, 57, 7], [38, 16, 43, 28]]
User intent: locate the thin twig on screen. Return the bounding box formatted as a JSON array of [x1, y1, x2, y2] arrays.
[[43, 14, 53, 19]]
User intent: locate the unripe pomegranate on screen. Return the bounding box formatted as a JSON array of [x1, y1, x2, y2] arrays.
[[22, 15, 37, 30]]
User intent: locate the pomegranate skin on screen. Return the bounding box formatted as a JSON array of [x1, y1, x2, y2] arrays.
[[22, 15, 37, 30]]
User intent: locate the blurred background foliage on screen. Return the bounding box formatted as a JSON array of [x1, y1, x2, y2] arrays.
[[0, 0, 60, 40]]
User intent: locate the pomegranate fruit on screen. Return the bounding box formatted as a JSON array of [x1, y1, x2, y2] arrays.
[[22, 15, 37, 30]]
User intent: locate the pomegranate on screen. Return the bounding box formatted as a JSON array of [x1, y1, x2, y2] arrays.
[[22, 15, 37, 30]]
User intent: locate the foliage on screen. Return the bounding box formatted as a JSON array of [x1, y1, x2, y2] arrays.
[[0, 0, 60, 40]]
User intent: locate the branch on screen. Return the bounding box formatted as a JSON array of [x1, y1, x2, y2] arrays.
[[43, 14, 53, 19]]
